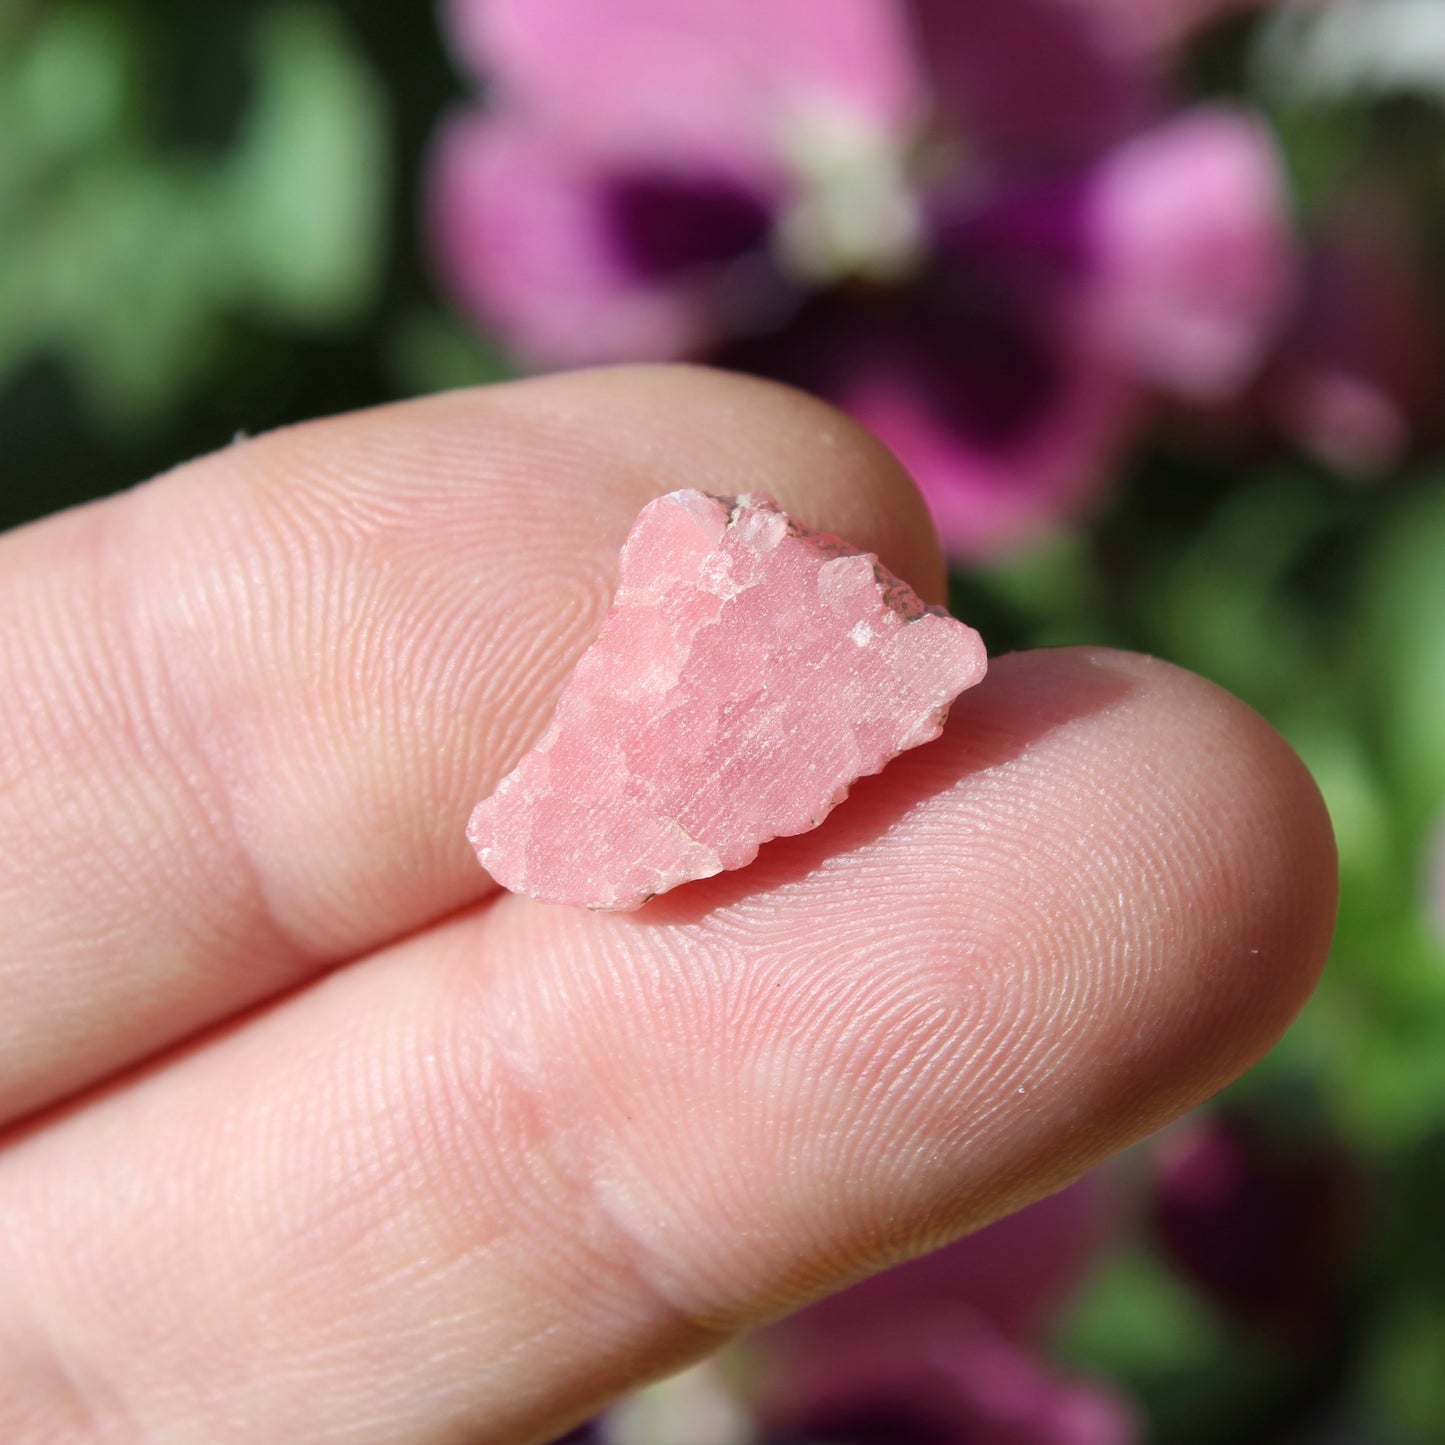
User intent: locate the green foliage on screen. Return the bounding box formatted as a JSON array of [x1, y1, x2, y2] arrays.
[[1361, 477, 1445, 835], [222, 5, 391, 327], [1366, 1301, 1445, 1444], [0, 1, 390, 429], [1055, 1244, 1238, 1415]]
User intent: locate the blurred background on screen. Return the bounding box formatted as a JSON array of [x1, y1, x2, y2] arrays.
[[4, 1, 1445, 1440]]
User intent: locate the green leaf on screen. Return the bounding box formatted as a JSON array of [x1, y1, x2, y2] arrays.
[[0, 4, 136, 189], [1143, 469, 1340, 708], [1055, 1244, 1230, 1383], [39, 160, 221, 425], [1360, 474, 1445, 838], [965, 531, 1118, 649], [1052, 1241, 1290, 1442], [221, 3, 391, 326], [1364, 1299, 1445, 1443], [1283, 714, 1395, 898], [0, 2, 392, 433]]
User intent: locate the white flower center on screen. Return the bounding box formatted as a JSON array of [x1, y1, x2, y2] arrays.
[[774, 101, 925, 286]]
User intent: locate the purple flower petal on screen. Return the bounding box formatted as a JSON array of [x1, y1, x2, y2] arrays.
[[1079, 107, 1295, 399], [756, 1178, 1133, 1444], [445, 0, 921, 165], [431, 0, 931, 365], [1151, 1110, 1364, 1341], [831, 293, 1139, 560], [937, 177, 1094, 289], [428, 113, 785, 366], [906, 0, 1154, 164], [603, 170, 776, 282], [777, 1177, 1116, 1348], [765, 1310, 1139, 1445], [1270, 199, 1443, 473], [723, 273, 1137, 560]]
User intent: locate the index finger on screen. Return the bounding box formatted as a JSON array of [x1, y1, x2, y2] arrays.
[[0, 367, 944, 1127]]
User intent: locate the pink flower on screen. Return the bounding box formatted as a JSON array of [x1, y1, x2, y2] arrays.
[[756, 1175, 1140, 1445], [1151, 1110, 1363, 1342], [430, 0, 1295, 557], [431, 0, 923, 367], [551, 1179, 1131, 1444], [778, 1170, 1115, 1347], [763, 1309, 1137, 1445], [1081, 109, 1294, 401], [1266, 198, 1444, 474]]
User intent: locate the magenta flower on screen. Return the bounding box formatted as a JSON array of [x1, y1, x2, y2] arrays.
[[755, 1175, 1139, 1445], [547, 1177, 1133, 1444], [762, 1310, 1136, 1445], [430, 0, 1294, 556], [1265, 197, 1444, 474], [1151, 1110, 1363, 1342]]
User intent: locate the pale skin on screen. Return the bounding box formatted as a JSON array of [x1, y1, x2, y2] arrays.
[[0, 367, 1337, 1443]]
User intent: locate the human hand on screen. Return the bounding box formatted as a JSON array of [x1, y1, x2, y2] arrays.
[[0, 368, 1336, 1443]]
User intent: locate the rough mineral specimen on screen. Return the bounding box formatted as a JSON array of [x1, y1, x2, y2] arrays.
[[468, 490, 987, 910]]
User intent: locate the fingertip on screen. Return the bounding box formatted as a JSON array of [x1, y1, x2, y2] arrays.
[[1060, 645, 1339, 1085], [444, 645, 1339, 1334], [933, 644, 1339, 1172]]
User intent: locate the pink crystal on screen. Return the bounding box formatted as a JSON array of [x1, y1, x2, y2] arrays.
[[468, 490, 987, 910]]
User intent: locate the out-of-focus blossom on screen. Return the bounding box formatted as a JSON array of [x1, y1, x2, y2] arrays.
[[553, 1177, 1133, 1445], [431, 0, 1294, 558], [762, 1308, 1137, 1445], [1267, 201, 1443, 474], [1081, 110, 1293, 401], [757, 1175, 1139, 1445], [444, 0, 921, 146], [1151, 1110, 1364, 1342], [777, 1169, 1113, 1348], [431, 0, 922, 366]]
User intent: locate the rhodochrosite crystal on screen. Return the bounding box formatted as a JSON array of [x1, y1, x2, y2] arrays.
[[468, 490, 987, 909]]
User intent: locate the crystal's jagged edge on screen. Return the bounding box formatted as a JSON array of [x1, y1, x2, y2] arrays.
[[714, 491, 949, 624], [468, 489, 987, 910]]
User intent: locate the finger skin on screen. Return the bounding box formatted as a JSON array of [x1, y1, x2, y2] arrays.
[[0, 648, 1337, 1445], [0, 367, 942, 1126]]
